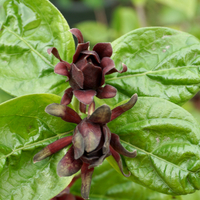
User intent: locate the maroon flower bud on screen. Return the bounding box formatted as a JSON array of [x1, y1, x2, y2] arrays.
[[48, 28, 127, 110]]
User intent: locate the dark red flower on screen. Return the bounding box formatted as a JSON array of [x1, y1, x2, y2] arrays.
[[33, 94, 138, 199], [48, 28, 127, 111]]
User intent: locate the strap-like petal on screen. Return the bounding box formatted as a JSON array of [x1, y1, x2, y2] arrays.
[[81, 50, 100, 63], [110, 145, 131, 177], [93, 43, 112, 59], [96, 85, 117, 99], [102, 125, 111, 154], [57, 146, 83, 177], [81, 163, 94, 199], [45, 103, 82, 124], [110, 133, 137, 158], [73, 42, 89, 63], [80, 102, 87, 114], [47, 47, 62, 61], [89, 105, 111, 124], [33, 136, 72, 163], [70, 64, 84, 90], [73, 90, 96, 105], [70, 28, 84, 43], [61, 88, 73, 105], [54, 62, 70, 77], [110, 93, 138, 121], [72, 126, 85, 160]]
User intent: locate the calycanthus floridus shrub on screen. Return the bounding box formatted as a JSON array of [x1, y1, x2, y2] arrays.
[[1, 0, 200, 200]]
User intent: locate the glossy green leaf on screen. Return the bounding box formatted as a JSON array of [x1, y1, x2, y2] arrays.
[[105, 27, 200, 106], [0, 89, 13, 103], [0, 94, 76, 200], [0, 0, 74, 97], [70, 160, 181, 200], [108, 97, 200, 195]]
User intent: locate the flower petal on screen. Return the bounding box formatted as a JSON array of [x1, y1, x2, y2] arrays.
[[110, 145, 131, 177], [70, 28, 84, 43], [88, 101, 95, 115], [81, 63, 102, 89], [96, 85, 117, 99], [54, 62, 70, 77], [78, 119, 102, 152], [80, 102, 87, 114], [81, 163, 94, 199], [102, 125, 111, 154], [110, 93, 138, 121], [57, 146, 83, 177], [93, 43, 112, 59], [73, 42, 89, 63], [72, 126, 85, 160], [73, 90, 96, 105], [110, 133, 137, 158], [47, 47, 62, 61], [33, 136, 73, 163], [61, 88, 73, 105], [89, 105, 111, 124], [81, 50, 100, 63], [45, 103, 82, 124], [69, 64, 84, 90]]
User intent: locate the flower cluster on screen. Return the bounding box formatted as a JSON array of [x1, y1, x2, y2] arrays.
[[34, 29, 138, 199]]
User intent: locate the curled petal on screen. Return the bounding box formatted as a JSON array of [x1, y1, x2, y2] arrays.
[[75, 54, 88, 70], [73, 42, 89, 63], [111, 93, 138, 121], [73, 90, 96, 105], [110, 146, 131, 177], [70, 28, 84, 43], [88, 101, 95, 115], [89, 105, 111, 124], [110, 133, 137, 158], [61, 88, 73, 105], [81, 50, 100, 63], [47, 47, 62, 61], [45, 103, 82, 124], [33, 136, 72, 163], [93, 43, 112, 59], [80, 102, 87, 114], [81, 163, 94, 199], [69, 64, 84, 90], [96, 85, 117, 99], [102, 125, 111, 154], [72, 126, 85, 160], [78, 119, 102, 152], [81, 63, 102, 90], [54, 62, 70, 77], [57, 146, 83, 177]]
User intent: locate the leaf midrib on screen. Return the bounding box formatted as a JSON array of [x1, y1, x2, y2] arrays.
[[106, 65, 199, 81], [121, 139, 196, 174], [2, 25, 54, 68]]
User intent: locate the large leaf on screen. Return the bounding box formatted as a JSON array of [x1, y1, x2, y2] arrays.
[[108, 97, 200, 195], [0, 0, 74, 97], [105, 27, 200, 106], [70, 160, 181, 200], [0, 94, 76, 200]]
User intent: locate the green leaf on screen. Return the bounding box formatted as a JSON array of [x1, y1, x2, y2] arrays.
[[105, 27, 200, 106], [108, 97, 200, 195], [154, 0, 197, 18], [0, 0, 74, 97], [70, 160, 181, 200], [0, 94, 76, 200], [0, 89, 13, 103]]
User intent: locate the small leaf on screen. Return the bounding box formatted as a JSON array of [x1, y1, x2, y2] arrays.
[[0, 89, 13, 103], [0, 94, 76, 200], [108, 97, 200, 195], [105, 27, 200, 106], [0, 0, 74, 97]]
